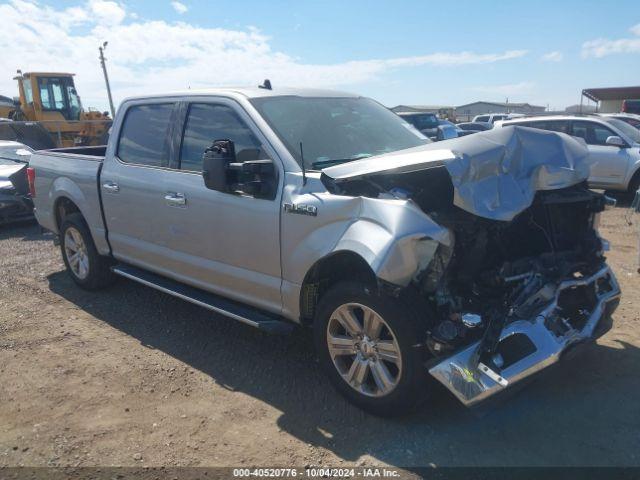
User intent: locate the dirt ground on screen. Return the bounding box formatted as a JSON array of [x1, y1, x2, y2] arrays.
[[1, 202, 639, 469]]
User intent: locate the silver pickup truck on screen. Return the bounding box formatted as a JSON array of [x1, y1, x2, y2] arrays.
[[29, 87, 621, 415]]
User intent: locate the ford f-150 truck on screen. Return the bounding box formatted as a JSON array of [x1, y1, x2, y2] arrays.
[[29, 87, 621, 415]]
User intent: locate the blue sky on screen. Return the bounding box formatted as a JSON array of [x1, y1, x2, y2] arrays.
[[1, 0, 639, 111]]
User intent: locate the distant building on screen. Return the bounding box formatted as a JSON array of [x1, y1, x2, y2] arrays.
[[582, 86, 640, 113], [454, 101, 546, 122], [565, 104, 597, 114]]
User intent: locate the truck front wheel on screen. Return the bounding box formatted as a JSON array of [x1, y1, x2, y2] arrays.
[[313, 282, 429, 416], [60, 213, 115, 290]]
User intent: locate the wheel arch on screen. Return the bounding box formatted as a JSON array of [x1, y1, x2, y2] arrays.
[[627, 165, 640, 193], [54, 196, 83, 231], [53, 196, 106, 256], [299, 250, 378, 325]]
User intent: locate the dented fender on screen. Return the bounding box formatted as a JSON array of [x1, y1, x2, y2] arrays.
[[280, 173, 451, 320]]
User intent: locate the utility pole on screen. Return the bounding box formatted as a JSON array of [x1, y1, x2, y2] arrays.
[[99, 41, 116, 118]]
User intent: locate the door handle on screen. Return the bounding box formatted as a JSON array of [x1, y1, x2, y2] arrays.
[[102, 181, 120, 193], [164, 192, 187, 207]]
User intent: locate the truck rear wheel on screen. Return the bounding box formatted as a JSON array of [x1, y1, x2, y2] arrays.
[[60, 213, 115, 290], [313, 282, 429, 416]]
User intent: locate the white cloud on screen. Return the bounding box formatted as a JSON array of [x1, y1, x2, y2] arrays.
[[471, 81, 535, 96], [171, 1, 187, 14], [385, 50, 527, 67], [0, 0, 527, 111], [541, 51, 563, 62], [88, 0, 126, 25], [582, 22, 640, 57]]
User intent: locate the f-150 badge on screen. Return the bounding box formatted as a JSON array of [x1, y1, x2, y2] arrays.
[[283, 203, 318, 216]]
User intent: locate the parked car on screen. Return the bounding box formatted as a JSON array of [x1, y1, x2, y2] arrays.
[[595, 113, 640, 130], [396, 112, 458, 141], [497, 115, 640, 194], [0, 140, 34, 224], [622, 99, 640, 115], [436, 119, 462, 139], [472, 113, 524, 124], [29, 88, 620, 415], [456, 121, 493, 134]]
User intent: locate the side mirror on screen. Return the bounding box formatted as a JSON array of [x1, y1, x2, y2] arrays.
[[606, 135, 626, 148], [202, 139, 235, 192], [228, 159, 276, 198], [202, 140, 276, 198]]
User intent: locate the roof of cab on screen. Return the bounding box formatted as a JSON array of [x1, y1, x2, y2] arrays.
[[121, 86, 360, 103]]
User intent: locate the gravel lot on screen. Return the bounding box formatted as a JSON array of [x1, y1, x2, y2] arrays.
[[1, 203, 639, 469]]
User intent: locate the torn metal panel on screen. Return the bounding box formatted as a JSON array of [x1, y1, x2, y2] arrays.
[[333, 197, 451, 286], [280, 174, 452, 304], [322, 126, 591, 222]]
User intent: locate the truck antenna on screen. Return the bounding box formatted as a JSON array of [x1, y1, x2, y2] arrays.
[[299, 142, 307, 186]]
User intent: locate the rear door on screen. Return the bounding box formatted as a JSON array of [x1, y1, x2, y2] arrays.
[[157, 99, 283, 313], [100, 101, 178, 270], [569, 120, 629, 187]]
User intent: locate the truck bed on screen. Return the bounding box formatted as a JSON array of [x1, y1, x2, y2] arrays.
[[30, 145, 110, 255], [42, 145, 107, 158]]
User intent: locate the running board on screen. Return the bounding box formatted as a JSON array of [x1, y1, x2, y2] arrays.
[[112, 264, 293, 335]]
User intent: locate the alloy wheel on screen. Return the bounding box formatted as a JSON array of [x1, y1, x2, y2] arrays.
[[64, 227, 90, 280], [326, 302, 402, 397]]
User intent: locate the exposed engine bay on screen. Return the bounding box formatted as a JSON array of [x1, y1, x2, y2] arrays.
[[319, 127, 621, 404], [327, 164, 608, 364]]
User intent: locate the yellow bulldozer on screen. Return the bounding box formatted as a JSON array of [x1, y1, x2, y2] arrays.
[[0, 71, 111, 147]]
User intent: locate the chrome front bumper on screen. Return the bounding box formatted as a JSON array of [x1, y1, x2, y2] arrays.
[[429, 265, 621, 407]]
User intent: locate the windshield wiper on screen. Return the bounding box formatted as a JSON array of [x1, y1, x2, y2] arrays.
[[311, 154, 372, 169]]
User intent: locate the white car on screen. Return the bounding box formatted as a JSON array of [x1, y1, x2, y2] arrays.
[[472, 113, 525, 124], [497, 115, 640, 193]]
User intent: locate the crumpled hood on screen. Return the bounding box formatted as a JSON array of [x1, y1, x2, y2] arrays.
[[321, 126, 590, 221]]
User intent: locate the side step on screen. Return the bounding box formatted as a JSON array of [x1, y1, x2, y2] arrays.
[[112, 264, 294, 335]]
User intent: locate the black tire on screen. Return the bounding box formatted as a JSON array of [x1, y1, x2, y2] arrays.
[[59, 213, 115, 290], [628, 171, 640, 197], [313, 281, 430, 416]]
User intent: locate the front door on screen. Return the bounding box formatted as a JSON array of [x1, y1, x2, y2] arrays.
[[158, 100, 283, 314], [570, 120, 630, 187]]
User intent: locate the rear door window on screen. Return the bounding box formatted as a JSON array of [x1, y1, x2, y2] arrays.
[[117, 103, 174, 166], [509, 120, 570, 134], [543, 120, 571, 134]]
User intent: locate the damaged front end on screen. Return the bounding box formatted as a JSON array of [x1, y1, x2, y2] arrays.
[[0, 162, 33, 225], [321, 126, 621, 406], [421, 186, 620, 406]]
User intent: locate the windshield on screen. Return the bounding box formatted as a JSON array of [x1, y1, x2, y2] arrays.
[[605, 118, 640, 144], [0, 145, 32, 165], [250, 96, 429, 170]]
